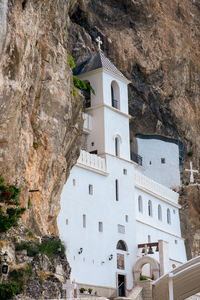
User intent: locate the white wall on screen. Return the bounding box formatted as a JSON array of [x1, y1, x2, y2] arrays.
[[58, 155, 138, 290], [136, 138, 181, 188]]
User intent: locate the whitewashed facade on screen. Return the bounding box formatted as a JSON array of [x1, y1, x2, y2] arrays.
[[57, 51, 186, 297]]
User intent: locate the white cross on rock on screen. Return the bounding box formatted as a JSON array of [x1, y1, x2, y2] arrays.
[[185, 161, 199, 183], [95, 36, 103, 51]]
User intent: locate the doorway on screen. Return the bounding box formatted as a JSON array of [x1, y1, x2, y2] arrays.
[[118, 274, 126, 297]]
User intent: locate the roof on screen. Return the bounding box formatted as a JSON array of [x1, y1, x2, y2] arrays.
[[73, 51, 126, 80]]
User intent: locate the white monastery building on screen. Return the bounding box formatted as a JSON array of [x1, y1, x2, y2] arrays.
[[58, 48, 187, 298]]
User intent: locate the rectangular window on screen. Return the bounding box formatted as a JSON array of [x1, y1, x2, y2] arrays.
[[83, 214, 86, 228], [89, 184, 93, 195], [123, 169, 127, 175], [73, 179, 76, 186], [125, 215, 128, 222], [161, 158, 166, 164], [66, 219, 69, 225], [98, 222, 103, 232], [118, 224, 125, 234], [115, 179, 119, 201]]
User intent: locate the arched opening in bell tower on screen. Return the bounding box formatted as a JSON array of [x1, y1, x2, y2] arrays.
[[111, 81, 120, 109]]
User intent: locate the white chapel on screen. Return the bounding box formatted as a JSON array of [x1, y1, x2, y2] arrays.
[[57, 45, 187, 298]]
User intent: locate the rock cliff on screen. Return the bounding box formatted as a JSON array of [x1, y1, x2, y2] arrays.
[[0, 0, 83, 235]]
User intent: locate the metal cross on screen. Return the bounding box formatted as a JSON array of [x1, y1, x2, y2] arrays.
[[95, 36, 103, 51], [185, 161, 199, 183]]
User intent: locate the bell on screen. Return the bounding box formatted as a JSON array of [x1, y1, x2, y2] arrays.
[[142, 248, 145, 254], [156, 245, 159, 252], [148, 246, 154, 254]]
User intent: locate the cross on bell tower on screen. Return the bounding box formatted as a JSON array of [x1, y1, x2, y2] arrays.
[[95, 36, 103, 51]]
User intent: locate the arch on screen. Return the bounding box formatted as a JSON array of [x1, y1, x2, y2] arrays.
[[111, 80, 120, 109], [116, 240, 128, 251], [133, 256, 160, 282], [148, 200, 153, 217], [138, 195, 143, 213], [167, 208, 171, 224], [113, 134, 122, 157], [158, 204, 162, 221]]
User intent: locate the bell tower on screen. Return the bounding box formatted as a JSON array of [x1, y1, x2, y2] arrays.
[[73, 38, 131, 160]]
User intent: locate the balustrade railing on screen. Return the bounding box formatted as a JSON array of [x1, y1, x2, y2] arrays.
[[77, 150, 107, 174], [134, 171, 179, 204]]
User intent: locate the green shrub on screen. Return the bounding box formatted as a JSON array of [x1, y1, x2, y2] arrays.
[[0, 179, 25, 232], [28, 198, 32, 208], [33, 141, 39, 149], [73, 75, 95, 95], [187, 151, 193, 157], [68, 55, 76, 69], [38, 239, 65, 258], [15, 242, 39, 257], [140, 275, 148, 280], [0, 282, 21, 300]]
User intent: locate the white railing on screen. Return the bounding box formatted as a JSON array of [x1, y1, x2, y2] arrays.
[[134, 171, 179, 204], [83, 113, 92, 133], [77, 150, 107, 174]]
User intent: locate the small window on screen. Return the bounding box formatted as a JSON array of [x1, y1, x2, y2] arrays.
[[125, 215, 128, 222], [158, 204, 162, 221], [173, 209, 176, 214], [149, 161, 152, 165], [138, 196, 143, 213], [148, 200, 153, 217], [83, 214, 86, 228], [148, 235, 151, 243], [118, 224, 125, 234], [161, 158, 166, 164], [175, 240, 178, 244], [167, 208, 171, 224], [123, 169, 127, 175], [73, 179, 76, 186], [115, 179, 119, 201], [98, 222, 103, 232], [89, 184, 93, 195], [66, 219, 69, 225]]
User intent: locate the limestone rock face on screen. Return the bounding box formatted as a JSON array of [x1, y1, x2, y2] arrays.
[[0, 0, 83, 235], [68, 0, 200, 258]]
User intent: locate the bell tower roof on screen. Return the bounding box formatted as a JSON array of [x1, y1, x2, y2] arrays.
[[73, 51, 127, 80]]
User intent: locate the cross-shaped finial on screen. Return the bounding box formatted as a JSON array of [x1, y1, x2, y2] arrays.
[[95, 36, 103, 51]]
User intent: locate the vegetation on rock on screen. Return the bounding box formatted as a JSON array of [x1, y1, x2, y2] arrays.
[[0, 178, 26, 232]]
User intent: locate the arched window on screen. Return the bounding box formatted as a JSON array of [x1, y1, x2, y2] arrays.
[[138, 196, 143, 213], [148, 200, 153, 217], [115, 137, 119, 156], [111, 81, 120, 109], [117, 240, 127, 251], [158, 205, 162, 221], [167, 208, 171, 224]]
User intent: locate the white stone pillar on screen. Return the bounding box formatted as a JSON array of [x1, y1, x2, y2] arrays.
[[158, 240, 169, 276], [168, 273, 174, 300]]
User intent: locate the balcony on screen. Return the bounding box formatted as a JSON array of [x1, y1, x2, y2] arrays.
[[77, 150, 107, 175], [83, 113, 92, 133], [131, 152, 143, 166]]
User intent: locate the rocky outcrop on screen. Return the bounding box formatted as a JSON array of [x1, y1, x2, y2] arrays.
[[0, 0, 83, 235], [67, 0, 200, 258], [0, 225, 70, 299]]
